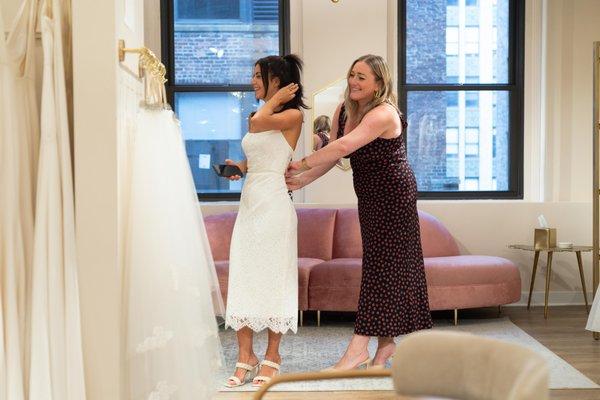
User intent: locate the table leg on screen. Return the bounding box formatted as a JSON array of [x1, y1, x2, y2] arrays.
[[576, 251, 589, 313], [544, 251, 553, 319], [527, 251, 540, 310]]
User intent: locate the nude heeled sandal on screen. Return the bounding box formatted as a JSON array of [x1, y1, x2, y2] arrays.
[[321, 357, 371, 371], [224, 362, 259, 388], [252, 359, 281, 387], [369, 355, 394, 370]]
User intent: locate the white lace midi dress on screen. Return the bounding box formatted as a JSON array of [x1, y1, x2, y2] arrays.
[[225, 130, 298, 334]]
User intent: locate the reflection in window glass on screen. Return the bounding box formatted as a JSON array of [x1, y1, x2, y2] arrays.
[[407, 91, 509, 192], [403, 0, 520, 196], [446, 128, 459, 143], [465, 128, 479, 143], [465, 178, 479, 190], [175, 92, 258, 194], [465, 144, 479, 155], [407, 0, 508, 84], [447, 144, 459, 154], [466, 92, 479, 108]]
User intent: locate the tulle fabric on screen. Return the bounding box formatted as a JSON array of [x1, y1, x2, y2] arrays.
[[123, 107, 223, 400]]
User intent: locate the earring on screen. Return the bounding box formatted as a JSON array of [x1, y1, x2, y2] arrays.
[[374, 89, 381, 99]]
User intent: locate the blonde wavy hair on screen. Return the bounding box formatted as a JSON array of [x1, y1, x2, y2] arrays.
[[343, 54, 399, 123], [313, 115, 331, 133]]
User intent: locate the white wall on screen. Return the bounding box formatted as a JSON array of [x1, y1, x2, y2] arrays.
[[72, 0, 144, 398], [544, 0, 600, 202], [72, 0, 121, 398]]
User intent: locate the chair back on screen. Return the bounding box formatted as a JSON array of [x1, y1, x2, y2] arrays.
[[391, 331, 549, 400]]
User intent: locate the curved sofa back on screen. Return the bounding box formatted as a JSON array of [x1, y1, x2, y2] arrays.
[[331, 208, 459, 258], [204, 208, 459, 261]]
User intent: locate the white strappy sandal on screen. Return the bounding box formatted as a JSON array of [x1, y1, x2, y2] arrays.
[[252, 359, 281, 387], [224, 362, 259, 388]]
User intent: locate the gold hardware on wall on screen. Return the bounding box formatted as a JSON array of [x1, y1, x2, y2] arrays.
[[118, 39, 167, 84], [118, 39, 169, 107]]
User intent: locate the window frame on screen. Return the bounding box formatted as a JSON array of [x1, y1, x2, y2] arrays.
[[173, 0, 250, 24], [397, 0, 524, 200], [161, 0, 290, 201]]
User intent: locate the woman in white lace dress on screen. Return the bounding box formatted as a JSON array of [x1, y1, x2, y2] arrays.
[[223, 54, 307, 388]]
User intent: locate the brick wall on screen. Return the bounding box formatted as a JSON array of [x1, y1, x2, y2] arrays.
[[174, 24, 279, 85]]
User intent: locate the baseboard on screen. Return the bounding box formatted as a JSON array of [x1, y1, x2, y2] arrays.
[[505, 291, 596, 307]]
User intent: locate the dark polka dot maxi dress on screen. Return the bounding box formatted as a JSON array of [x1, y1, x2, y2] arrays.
[[338, 104, 433, 337]]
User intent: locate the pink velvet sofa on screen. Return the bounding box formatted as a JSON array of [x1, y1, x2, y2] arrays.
[[205, 208, 521, 324]]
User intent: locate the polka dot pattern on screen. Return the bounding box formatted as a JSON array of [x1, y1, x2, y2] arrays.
[[339, 105, 433, 337]]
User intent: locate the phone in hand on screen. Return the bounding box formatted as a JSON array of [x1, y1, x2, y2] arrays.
[[212, 164, 244, 178]]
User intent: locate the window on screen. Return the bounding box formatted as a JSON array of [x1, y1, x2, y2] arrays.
[[464, 26, 479, 54], [175, 0, 240, 21], [464, 178, 479, 190], [174, 0, 279, 23], [163, 0, 289, 200], [465, 91, 479, 108], [400, 0, 524, 199], [447, 92, 459, 108], [446, 27, 459, 55]]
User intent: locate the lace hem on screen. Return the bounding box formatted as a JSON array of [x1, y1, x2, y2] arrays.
[[225, 315, 297, 334]]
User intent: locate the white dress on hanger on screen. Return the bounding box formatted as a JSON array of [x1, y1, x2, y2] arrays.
[[28, 0, 86, 397], [123, 105, 224, 399], [225, 130, 298, 334], [586, 287, 600, 332], [0, 1, 39, 399]]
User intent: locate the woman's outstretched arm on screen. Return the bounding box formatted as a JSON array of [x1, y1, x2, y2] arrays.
[[288, 104, 394, 176]]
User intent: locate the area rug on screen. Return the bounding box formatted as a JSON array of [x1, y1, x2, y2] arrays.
[[217, 317, 599, 392]]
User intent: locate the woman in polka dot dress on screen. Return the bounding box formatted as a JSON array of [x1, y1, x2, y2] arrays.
[[286, 54, 432, 369]]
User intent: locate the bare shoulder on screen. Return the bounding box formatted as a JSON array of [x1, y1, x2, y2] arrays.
[[282, 109, 304, 135], [334, 102, 343, 115], [364, 103, 398, 124], [283, 108, 303, 123]]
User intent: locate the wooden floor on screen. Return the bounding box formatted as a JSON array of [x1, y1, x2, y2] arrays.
[[215, 306, 600, 400]]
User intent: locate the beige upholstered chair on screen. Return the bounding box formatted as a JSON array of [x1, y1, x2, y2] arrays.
[[253, 331, 549, 400], [391, 330, 549, 400]]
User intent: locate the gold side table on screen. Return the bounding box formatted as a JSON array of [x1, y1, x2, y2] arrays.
[[508, 244, 592, 319]]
